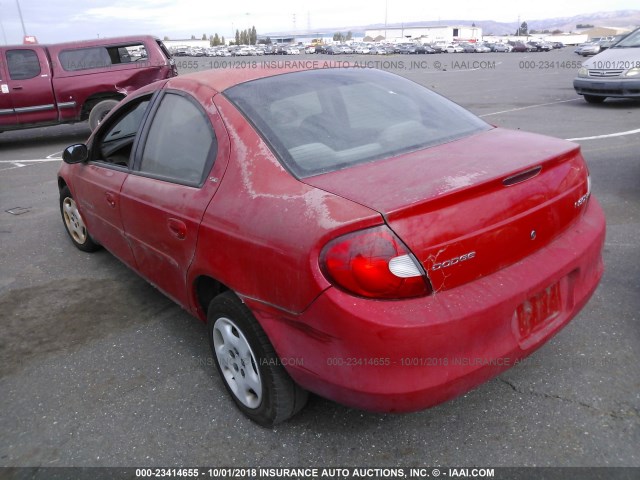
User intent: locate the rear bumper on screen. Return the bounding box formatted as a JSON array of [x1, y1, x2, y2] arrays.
[[248, 198, 606, 413], [573, 77, 640, 98]]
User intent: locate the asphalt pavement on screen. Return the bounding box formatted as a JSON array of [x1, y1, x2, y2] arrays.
[[0, 49, 639, 468]]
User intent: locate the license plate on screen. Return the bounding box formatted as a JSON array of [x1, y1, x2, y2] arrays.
[[516, 282, 561, 338]]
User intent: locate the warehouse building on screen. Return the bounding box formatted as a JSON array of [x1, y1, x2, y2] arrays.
[[364, 25, 482, 43]]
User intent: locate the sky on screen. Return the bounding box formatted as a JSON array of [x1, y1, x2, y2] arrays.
[[0, 0, 638, 44]]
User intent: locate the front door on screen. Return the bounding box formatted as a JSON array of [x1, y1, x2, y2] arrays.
[[4, 47, 57, 126], [0, 51, 18, 127], [72, 94, 154, 268]]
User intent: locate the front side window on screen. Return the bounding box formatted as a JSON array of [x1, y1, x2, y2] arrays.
[[6, 49, 41, 80], [94, 97, 151, 167], [224, 68, 489, 178], [139, 92, 216, 185]]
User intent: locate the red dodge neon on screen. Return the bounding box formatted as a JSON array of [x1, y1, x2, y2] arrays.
[[58, 66, 605, 426]]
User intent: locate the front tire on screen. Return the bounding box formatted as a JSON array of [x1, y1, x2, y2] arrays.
[[60, 186, 100, 252], [88, 99, 119, 131], [207, 291, 308, 426]]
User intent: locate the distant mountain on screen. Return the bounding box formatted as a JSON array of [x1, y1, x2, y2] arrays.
[[286, 10, 640, 37], [525, 10, 640, 33]]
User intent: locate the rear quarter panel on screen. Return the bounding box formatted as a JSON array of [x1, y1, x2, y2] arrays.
[[187, 94, 382, 316]]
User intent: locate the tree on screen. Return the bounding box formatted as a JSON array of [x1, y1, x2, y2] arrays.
[[250, 26, 257, 45], [202, 33, 207, 41], [191, 34, 196, 40], [235, 29, 240, 45], [346, 31, 352, 40], [552, 29, 563, 35], [212, 33, 220, 46], [518, 22, 528, 36], [221, 36, 225, 45], [163, 35, 170, 41], [333, 32, 346, 42]]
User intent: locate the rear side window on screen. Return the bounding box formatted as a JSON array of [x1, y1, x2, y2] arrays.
[[224, 68, 489, 178], [6, 49, 41, 80], [139, 92, 216, 186], [59, 43, 148, 71]]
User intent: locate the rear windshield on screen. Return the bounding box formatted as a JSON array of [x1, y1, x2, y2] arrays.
[[58, 42, 148, 71], [224, 68, 489, 178]]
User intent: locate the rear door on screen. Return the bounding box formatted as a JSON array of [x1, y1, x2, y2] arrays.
[[3, 47, 57, 125], [0, 49, 18, 127], [120, 89, 228, 307]]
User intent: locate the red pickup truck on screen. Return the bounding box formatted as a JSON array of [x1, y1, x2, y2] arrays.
[[0, 35, 177, 133]]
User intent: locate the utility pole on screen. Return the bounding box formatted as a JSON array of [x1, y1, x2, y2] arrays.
[[384, 0, 388, 40], [16, 0, 26, 37], [0, 2, 8, 44]]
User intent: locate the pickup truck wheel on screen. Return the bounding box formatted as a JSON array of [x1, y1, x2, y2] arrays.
[[60, 186, 100, 252], [584, 95, 606, 104], [207, 291, 308, 426], [88, 99, 119, 131]]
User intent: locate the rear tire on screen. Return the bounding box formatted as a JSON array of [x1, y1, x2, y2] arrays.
[[60, 186, 100, 252], [88, 99, 119, 131], [207, 291, 308, 426], [584, 95, 606, 104]]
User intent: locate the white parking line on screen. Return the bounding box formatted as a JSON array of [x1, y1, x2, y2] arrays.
[[479, 98, 581, 117], [566, 128, 640, 141], [0, 158, 61, 171]]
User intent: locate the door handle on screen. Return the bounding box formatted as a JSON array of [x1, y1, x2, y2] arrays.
[[12, 86, 23, 90], [167, 218, 187, 240], [105, 192, 116, 208]]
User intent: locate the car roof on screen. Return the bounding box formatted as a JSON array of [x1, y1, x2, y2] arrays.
[[166, 64, 316, 94]]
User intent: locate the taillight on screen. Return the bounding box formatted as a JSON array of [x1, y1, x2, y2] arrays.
[[320, 225, 432, 299]]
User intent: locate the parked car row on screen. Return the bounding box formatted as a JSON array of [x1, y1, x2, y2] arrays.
[[169, 39, 567, 59]]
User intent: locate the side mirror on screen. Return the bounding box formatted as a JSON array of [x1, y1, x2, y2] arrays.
[[62, 144, 89, 164]]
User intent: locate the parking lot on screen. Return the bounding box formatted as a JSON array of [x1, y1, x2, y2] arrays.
[[1, 48, 639, 468]]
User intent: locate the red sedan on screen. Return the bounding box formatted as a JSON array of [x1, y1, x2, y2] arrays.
[[58, 66, 605, 426]]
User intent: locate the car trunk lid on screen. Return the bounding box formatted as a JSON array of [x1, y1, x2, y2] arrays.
[[304, 128, 590, 292]]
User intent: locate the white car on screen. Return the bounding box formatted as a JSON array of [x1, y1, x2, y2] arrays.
[[574, 26, 640, 103], [492, 43, 512, 52], [575, 42, 601, 56], [474, 44, 491, 53], [445, 44, 464, 53]]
